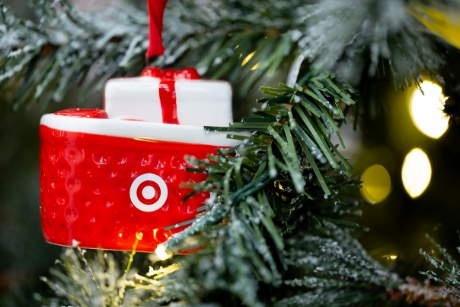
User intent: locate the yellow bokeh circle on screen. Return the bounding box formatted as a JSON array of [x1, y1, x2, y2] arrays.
[[361, 164, 392, 204]]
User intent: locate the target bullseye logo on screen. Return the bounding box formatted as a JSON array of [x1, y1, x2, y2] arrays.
[[130, 173, 168, 212]]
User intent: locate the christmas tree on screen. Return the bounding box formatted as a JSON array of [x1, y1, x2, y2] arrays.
[[2, 0, 460, 306]]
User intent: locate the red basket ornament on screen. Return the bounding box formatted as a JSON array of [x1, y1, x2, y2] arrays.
[[39, 68, 238, 252]]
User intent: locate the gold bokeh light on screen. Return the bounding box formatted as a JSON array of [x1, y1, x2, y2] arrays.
[[360, 164, 392, 204], [241, 51, 255, 66], [410, 81, 448, 139], [401, 148, 432, 198]]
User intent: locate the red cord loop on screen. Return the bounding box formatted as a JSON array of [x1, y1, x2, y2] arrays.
[[146, 0, 168, 58]]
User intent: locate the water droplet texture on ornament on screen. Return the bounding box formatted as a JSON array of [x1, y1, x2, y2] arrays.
[[66, 178, 81, 192], [48, 147, 61, 164], [65, 206, 79, 223], [39, 124, 223, 252], [65, 148, 84, 164], [57, 162, 71, 178], [153, 228, 172, 243], [92, 152, 110, 165]]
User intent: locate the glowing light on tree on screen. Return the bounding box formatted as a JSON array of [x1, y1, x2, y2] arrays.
[[410, 81, 448, 139], [402, 148, 432, 198]]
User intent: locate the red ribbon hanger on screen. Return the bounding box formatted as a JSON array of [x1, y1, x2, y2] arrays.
[[146, 0, 168, 58], [145, 0, 202, 125]]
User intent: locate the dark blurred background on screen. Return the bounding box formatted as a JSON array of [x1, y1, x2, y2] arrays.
[[2, 1, 460, 306], [0, 2, 100, 305]]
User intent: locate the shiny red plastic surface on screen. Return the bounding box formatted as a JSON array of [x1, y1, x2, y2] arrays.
[[55, 108, 108, 118], [40, 117, 218, 252]]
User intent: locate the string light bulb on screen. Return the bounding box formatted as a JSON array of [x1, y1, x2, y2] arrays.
[[155, 244, 173, 261]]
